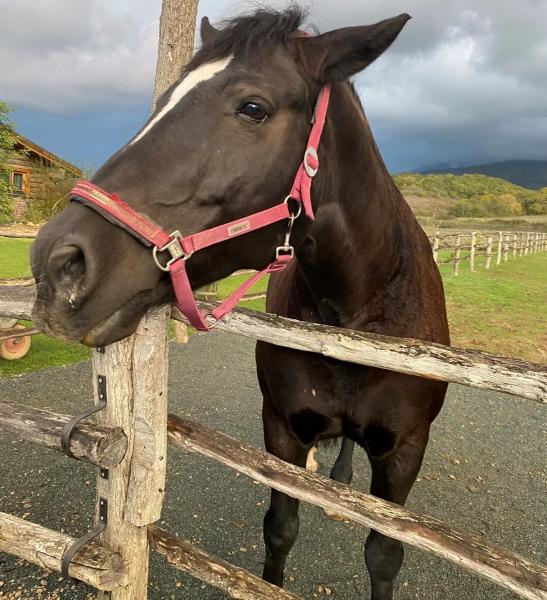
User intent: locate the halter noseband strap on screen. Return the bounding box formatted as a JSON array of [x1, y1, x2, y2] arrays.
[[70, 82, 332, 331]]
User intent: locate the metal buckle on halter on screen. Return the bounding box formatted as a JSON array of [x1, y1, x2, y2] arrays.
[[152, 230, 192, 272], [275, 245, 295, 259]]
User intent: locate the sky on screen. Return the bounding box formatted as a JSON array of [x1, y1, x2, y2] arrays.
[[1, 0, 546, 173]]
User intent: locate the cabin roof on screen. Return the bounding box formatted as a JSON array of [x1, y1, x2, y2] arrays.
[[14, 134, 82, 177]]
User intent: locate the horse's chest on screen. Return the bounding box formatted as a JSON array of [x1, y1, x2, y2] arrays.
[[330, 361, 370, 401]]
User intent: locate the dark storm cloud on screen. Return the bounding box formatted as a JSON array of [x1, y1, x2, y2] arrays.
[[1, 0, 545, 170]]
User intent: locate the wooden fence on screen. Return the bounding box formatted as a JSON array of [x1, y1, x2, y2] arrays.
[[0, 284, 546, 600], [432, 230, 547, 275]]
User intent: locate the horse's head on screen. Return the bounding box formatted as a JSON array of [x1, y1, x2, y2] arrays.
[[31, 8, 409, 346]]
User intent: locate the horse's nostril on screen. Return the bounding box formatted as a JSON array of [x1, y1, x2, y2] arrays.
[[47, 244, 87, 290]]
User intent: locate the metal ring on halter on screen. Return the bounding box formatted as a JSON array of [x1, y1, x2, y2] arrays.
[[283, 195, 303, 220], [153, 230, 193, 272]]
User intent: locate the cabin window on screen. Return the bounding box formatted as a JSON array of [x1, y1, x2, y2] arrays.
[[8, 169, 30, 197], [12, 172, 24, 194]]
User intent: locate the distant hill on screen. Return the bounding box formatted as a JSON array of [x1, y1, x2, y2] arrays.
[[419, 160, 547, 190], [394, 172, 547, 218]]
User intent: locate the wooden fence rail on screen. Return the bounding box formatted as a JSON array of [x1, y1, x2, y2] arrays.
[[0, 399, 127, 468], [173, 305, 547, 403], [1, 285, 545, 402], [0, 512, 126, 591], [149, 526, 302, 600]]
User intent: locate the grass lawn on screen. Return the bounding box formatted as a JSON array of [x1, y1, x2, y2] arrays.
[[438, 254, 546, 362], [0, 237, 33, 279], [1, 235, 545, 378]]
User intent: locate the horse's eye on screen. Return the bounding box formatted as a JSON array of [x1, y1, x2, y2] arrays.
[[238, 102, 268, 122]]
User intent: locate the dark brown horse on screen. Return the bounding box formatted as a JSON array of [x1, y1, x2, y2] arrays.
[[30, 9, 449, 599]]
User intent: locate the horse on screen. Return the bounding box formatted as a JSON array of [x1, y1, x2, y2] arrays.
[[30, 8, 450, 599]]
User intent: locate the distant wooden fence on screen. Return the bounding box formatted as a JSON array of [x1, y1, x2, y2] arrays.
[[0, 284, 546, 600], [431, 230, 547, 275]]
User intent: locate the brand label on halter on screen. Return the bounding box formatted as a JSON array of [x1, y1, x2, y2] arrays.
[[228, 220, 251, 237]]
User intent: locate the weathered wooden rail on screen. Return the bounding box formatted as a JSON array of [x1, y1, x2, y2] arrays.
[[0, 512, 126, 591], [0, 399, 127, 468], [0, 281, 546, 599], [3, 286, 545, 402]]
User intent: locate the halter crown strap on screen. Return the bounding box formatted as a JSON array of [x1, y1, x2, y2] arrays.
[[69, 81, 332, 331]]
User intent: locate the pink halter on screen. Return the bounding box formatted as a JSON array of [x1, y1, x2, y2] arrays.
[[70, 82, 331, 331]]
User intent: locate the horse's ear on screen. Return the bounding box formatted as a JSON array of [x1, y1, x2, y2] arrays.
[[297, 14, 411, 81], [200, 16, 220, 45]]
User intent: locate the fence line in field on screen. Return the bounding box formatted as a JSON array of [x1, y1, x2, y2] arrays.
[[431, 230, 547, 275]]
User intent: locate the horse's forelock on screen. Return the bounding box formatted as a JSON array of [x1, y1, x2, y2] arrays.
[[186, 6, 307, 72]]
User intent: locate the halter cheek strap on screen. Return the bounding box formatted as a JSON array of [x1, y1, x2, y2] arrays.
[[69, 82, 331, 331]]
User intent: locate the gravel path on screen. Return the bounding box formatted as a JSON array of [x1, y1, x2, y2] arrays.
[[0, 332, 545, 599]]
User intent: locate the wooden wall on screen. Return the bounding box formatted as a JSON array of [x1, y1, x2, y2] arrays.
[[7, 152, 76, 220]]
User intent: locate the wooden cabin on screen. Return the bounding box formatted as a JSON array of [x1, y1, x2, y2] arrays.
[[6, 134, 82, 220]]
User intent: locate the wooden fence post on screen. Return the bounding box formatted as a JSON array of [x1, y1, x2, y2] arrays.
[[496, 231, 503, 266], [485, 235, 493, 269], [470, 232, 476, 272], [453, 234, 462, 276], [93, 2, 199, 598], [512, 233, 517, 258], [93, 338, 148, 600], [432, 232, 439, 264], [525, 232, 530, 255], [503, 232, 509, 262]]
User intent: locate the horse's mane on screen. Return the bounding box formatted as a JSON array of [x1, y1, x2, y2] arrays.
[[186, 6, 307, 71]]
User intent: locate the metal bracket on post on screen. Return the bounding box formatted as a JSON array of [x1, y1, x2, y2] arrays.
[[61, 375, 108, 458], [61, 497, 108, 579], [60, 375, 110, 579]]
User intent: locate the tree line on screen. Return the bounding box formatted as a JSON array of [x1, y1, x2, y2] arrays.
[[394, 173, 547, 217]]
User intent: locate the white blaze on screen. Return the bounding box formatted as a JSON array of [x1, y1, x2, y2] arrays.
[[130, 55, 233, 145]]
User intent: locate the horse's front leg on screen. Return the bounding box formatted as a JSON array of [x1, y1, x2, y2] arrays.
[[364, 426, 429, 600], [261, 398, 310, 587]]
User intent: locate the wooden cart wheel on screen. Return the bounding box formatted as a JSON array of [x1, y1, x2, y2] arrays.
[[0, 324, 32, 360]]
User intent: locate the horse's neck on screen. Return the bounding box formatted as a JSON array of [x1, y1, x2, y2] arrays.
[[297, 84, 415, 329]]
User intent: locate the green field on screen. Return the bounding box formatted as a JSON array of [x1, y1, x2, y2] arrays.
[[0, 237, 33, 279], [1, 236, 545, 378]]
